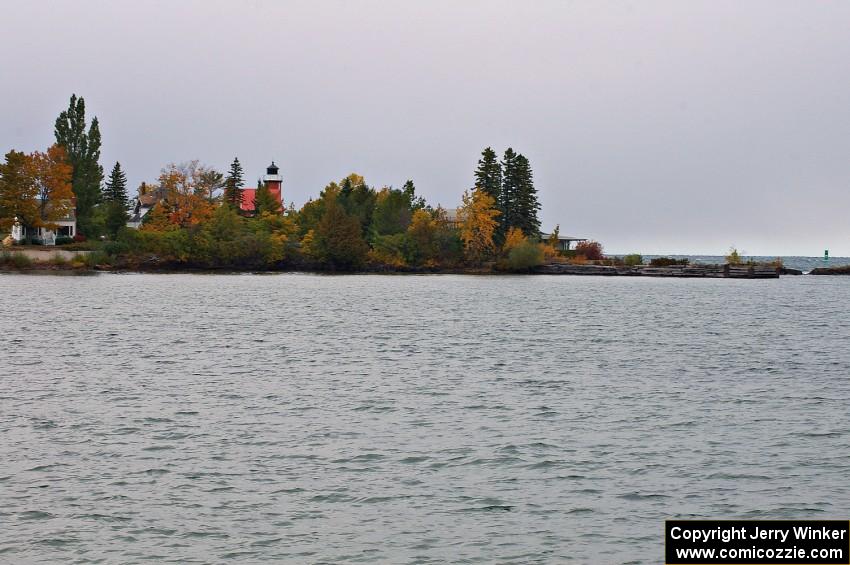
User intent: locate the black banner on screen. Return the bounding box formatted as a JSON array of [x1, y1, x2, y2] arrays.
[[666, 520, 850, 564]]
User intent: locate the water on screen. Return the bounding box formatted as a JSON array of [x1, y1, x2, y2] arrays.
[[1, 273, 849, 563]]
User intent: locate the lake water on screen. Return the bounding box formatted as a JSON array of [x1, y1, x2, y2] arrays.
[[2, 273, 849, 563]]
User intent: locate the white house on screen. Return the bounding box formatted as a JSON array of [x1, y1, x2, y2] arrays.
[[126, 193, 159, 229], [10, 202, 77, 246], [540, 233, 588, 251]]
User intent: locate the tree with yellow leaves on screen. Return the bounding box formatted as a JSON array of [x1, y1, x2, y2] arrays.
[[497, 225, 544, 271], [458, 189, 500, 264], [502, 226, 527, 253]]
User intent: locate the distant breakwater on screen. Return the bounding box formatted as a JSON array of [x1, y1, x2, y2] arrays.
[[809, 265, 850, 275], [536, 263, 783, 278]]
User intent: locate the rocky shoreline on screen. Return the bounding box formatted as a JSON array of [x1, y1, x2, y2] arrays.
[[0, 261, 800, 278], [0, 249, 837, 278]]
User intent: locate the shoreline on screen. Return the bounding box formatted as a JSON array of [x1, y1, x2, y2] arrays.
[[0, 261, 811, 277]]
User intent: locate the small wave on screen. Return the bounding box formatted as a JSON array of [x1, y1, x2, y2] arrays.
[[18, 510, 54, 520], [25, 463, 69, 472], [460, 505, 514, 512], [617, 492, 671, 501], [183, 530, 229, 539], [705, 472, 772, 480], [142, 444, 175, 451], [310, 493, 353, 503]]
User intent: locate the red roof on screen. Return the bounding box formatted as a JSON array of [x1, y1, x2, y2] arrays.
[[240, 188, 256, 211]]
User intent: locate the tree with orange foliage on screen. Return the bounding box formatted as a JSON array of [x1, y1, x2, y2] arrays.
[[157, 162, 215, 228], [0, 150, 38, 231], [574, 240, 604, 261], [458, 189, 500, 264], [29, 145, 74, 229]]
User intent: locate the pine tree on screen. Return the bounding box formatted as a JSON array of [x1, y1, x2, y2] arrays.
[[337, 174, 376, 237], [500, 148, 520, 234], [402, 179, 427, 211], [512, 154, 541, 236], [104, 162, 128, 205], [223, 157, 244, 209], [311, 196, 369, 269], [103, 162, 129, 237], [371, 187, 412, 236], [54, 94, 103, 236], [475, 147, 502, 205]]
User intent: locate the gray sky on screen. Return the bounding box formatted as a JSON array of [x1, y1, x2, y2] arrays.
[[3, 0, 850, 255]]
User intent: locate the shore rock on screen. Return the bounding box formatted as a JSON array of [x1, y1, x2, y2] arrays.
[[809, 266, 850, 275]]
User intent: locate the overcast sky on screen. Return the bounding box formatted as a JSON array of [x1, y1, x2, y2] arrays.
[[2, 0, 849, 255]]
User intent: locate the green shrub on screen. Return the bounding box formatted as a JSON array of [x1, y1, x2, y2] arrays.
[[81, 250, 110, 268], [506, 241, 544, 271], [650, 256, 689, 267], [61, 240, 101, 251], [726, 247, 743, 265], [371, 233, 409, 267], [1, 251, 34, 268], [50, 253, 68, 266], [103, 240, 130, 257], [55, 236, 74, 246], [624, 253, 643, 266]]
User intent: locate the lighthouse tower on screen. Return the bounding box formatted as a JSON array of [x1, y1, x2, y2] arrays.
[[263, 161, 283, 208]]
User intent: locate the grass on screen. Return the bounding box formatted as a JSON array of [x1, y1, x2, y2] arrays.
[[0, 250, 34, 268]]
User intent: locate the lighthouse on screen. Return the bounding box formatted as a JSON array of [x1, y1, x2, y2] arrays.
[[264, 161, 283, 207], [240, 161, 284, 214]]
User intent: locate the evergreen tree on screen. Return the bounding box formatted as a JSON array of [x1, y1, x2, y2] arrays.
[[105, 201, 129, 238], [339, 176, 354, 201], [223, 157, 244, 209], [371, 188, 412, 236], [512, 154, 541, 236], [402, 179, 427, 211], [337, 174, 376, 238], [474, 147, 502, 206], [311, 196, 369, 269], [54, 94, 103, 236], [103, 162, 129, 237], [104, 162, 128, 205], [500, 148, 520, 235], [254, 180, 281, 215]]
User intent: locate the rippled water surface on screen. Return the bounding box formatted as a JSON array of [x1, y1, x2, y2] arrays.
[[2, 273, 849, 563]]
